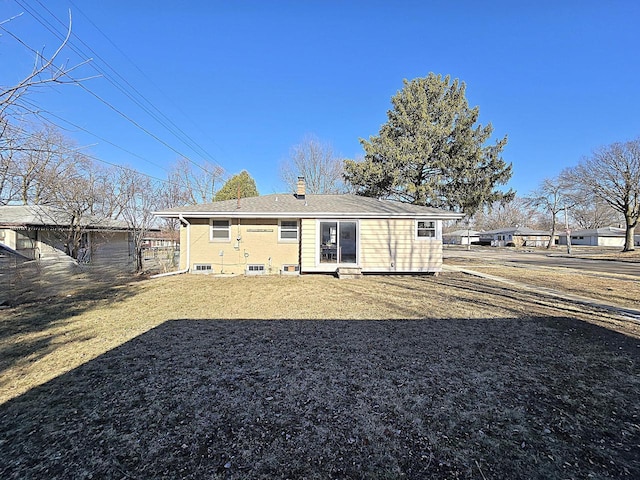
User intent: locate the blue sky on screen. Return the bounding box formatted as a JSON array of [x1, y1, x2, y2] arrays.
[[1, 0, 639, 198]]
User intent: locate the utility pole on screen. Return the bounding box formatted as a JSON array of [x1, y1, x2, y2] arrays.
[[563, 204, 572, 255]]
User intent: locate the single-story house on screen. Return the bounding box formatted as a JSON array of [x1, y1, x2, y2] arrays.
[[443, 229, 481, 245], [0, 204, 135, 271], [153, 179, 464, 276], [557, 226, 639, 247], [479, 226, 551, 248]]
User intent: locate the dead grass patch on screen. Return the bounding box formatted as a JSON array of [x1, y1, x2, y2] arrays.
[[1, 274, 639, 479], [463, 265, 640, 311]]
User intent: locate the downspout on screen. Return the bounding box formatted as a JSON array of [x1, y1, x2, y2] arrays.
[[151, 214, 191, 278]]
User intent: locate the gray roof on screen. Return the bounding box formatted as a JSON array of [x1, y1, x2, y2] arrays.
[[154, 194, 464, 220], [558, 226, 628, 237], [443, 229, 481, 237], [0, 205, 130, 230], [480, 226, 550, 236]]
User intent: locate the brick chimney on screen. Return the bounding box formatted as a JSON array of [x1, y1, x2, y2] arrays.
[[296, 176, 306, 198]]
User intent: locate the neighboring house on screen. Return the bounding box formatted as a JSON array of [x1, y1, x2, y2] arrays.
[[557, 226, 638, 247], [443, 229, 480, 245], [153, 179, 464, 276], [479, 226, 551, 248], [142, 231, 179, 248], [0, 205, 135, 271]]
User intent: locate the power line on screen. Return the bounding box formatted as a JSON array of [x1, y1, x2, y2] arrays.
[[67, 0, 225, 158], [19, 97, 170, 173], [13, 0, 223, 176]]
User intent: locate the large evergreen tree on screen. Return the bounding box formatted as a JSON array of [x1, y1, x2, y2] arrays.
[[344, 73, 513, 215], [214, 170, 259, 201]]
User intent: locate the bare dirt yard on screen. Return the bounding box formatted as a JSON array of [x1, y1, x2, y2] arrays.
[[1, 271, 639, 479]]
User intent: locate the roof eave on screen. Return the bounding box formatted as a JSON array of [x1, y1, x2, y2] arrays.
[[153, 211, 465, 220]]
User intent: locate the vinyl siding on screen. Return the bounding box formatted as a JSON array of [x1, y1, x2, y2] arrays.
[[359, 219, 442, 273], [300, 218, 317, 272], [300, 218, 443, 273]]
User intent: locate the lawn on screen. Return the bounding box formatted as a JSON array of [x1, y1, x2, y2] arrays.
[[0, 273, 639, 479]]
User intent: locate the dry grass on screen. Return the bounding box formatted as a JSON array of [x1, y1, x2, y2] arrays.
[[1, 273, 639, 479], [458, 265, 640, 311]]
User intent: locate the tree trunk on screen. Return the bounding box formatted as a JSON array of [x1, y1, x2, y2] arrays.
[[623, 217, 636, 252], [547, 222, 556, 249]]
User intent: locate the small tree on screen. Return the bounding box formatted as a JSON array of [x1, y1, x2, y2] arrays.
[[116, 168, 160, 272], [473, 197, 538, 232], [344, 73, 513, 215], [214, 171, 259, 201], [280, 135, 346, 194], [525, 177, 573, 249], [166, 157, 224, 205], [567, 139, 640, 251]]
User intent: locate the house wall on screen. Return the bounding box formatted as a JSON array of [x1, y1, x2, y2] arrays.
[[597, 236, 625, 247], [443, 234, 479, 245], [90, 231, 135, 272], [185, 218, 299, 274], [0, 229, 16, 250], [559, 235, 625, 247], [360, 218, 442, 273], [300, 218, 443, 273], [36, 230, 134, 272]]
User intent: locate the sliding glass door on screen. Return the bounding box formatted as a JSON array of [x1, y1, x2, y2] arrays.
[[319, 221, 357, 264]]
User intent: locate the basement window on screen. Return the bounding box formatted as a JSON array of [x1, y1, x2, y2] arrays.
[[246, 264, 265, 275], [193, 263, 212, 273], [281, 264, 300, 275]]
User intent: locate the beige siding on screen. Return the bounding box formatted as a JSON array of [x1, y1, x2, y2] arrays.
[[300, 218, 317, 272], [359, 219, 442, 273], [185, 218, 299, 274], [300, 218, 443, 273]]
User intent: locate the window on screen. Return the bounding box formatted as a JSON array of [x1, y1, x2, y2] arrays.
[[194, 263, 212, 272], [279, 219, 298, 241], [416, 220, 436, 238], [210, 219, 230, 241], [16, 230, 36, 250], [246, 264, 265, 275]]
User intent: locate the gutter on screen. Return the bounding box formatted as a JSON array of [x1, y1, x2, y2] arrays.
[[154, 211, 465, 221], [151, 214, 191, 278]]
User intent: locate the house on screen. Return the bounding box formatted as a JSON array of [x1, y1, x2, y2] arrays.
[[442, 229, 480, 245], [479, 226, 551, 248], [557, 226, 639, 247], [0, 205, 135, 271], [153, 179, 464, 276]]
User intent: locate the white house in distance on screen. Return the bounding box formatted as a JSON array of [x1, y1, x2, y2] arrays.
[[443, 229, 480, 245], [153, 178, 464, 277], [479, 226, 551, 248], [557, 226, 639, 247]]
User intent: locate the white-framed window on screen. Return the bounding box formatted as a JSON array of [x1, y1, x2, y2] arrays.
[[210, 219, 231, 242], [246, 264, 265, 275], [416, 220, 436, 238], [193, 263, 212, 272], [279, 219, 298, 242]]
